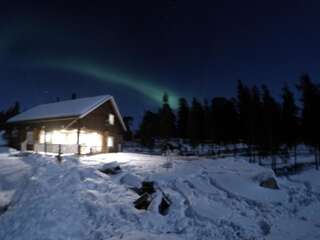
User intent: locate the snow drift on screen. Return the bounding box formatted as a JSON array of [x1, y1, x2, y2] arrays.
[[0, 150, 320, 239]]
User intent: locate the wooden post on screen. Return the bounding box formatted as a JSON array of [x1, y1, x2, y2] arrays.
[[44, 127, 47, 153], [57, 144, 62, 163], [77, 128, 81, 155], [102, 131, 108, 153]]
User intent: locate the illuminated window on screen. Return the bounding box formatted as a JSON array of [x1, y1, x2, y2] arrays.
[[107, 136, 114, 147], [39, 130, 78, 145], [108, 113, 115, 125]]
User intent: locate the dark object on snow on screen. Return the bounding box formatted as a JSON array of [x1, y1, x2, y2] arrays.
[[159, 195, 171, 215], [130, 187, 143, 195], [134, 193, 152, 210], [56, 147, 62, 163], [132, 181, 171, 215], [130, 181, 155, 195], [99, 166, 121, 175], [141, 181, 155, 194], [259, 221, 271, 236], [0, 204, 9, 215], [260, 177, 279, 189]]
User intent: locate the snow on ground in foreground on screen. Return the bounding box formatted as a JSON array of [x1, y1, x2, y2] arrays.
[[0, 150, 320, 239]]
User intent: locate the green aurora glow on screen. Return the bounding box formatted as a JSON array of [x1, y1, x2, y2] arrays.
[[46, 60, 179, 108], [0, 21, 180, 107]]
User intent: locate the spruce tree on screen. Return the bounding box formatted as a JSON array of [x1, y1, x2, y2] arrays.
[[123, 116, 134, 141], [210, 97, 239, 145], [237, 80, 254, 158], [281, 84, 299, 166], [261, 85, 281, 168], [297, 74, 320, 169], [177, 98, 189, 139], [237, 80, 251, 142], [202, 99, 212, 141], [5, 102, 20, 121], [138, 111, 158, 148], [158, 93, 176, 139], [188, 98, 204, 144], [281, 85, 299, 148], [250, 85, 262, 162]]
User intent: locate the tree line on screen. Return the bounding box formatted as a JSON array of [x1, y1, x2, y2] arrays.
[[0, 102, 20, 130], [138, 74, 320, 168]]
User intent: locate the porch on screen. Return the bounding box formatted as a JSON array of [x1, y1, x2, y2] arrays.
[[24, 128, 116, 155], [34, 143, 102, 155]]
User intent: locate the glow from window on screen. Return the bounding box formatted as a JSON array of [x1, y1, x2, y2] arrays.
[[39, 129, 103, 154], [79, 132, 102, 147], [109, 114, 115, 125], [39, 130, 78, 145], [107, 136, 114, 147], [51, 131, 65, 144]]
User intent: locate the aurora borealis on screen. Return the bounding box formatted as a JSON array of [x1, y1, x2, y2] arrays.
[[1, 1, 320, 123], [44, 60, 179, 108]]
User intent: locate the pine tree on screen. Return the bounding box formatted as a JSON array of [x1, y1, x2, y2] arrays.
[[138, 111, 159, 147], [177, 98, 189, 139], [237, 80, 255, 159], [281, 85, 299, 147], [210, 97, 238, 145], [210, 97, 226, 144], [281, 84, 299, 166], [224, 98, 239, 144], [261, 85, 281, 169], [158, 93, 176, 139], [0, 111, 5, 130], [123, 116, 134, 141], [250, 85, 262, 162], [5, 102, 20, 121], [188, 98, 204, 144], [237, 80, 251, 144], [202, 99, 211, 141], [297, 74, 320, 169]]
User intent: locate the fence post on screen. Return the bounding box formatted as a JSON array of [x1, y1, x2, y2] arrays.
[[44, 128, 47, 153], [77, 128, 81, 155], [56, 144, 62, 163]]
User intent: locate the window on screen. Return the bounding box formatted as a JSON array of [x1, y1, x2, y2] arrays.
[[107, 136, 114, 148], [108, 113, 115, 125]]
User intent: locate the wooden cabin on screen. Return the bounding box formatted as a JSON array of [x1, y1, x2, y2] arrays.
[[6, 95, 127, 155]]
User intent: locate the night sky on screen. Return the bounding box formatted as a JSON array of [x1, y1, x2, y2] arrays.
[[1, 0, 320, 124]]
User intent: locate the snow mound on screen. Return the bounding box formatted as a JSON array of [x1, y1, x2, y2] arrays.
[[252, 170, 276, 183], [120, 173, 142, 188], [0, 191, 14, 209]]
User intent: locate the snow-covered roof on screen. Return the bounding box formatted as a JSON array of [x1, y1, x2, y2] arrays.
[[7, 95, 127, 131]]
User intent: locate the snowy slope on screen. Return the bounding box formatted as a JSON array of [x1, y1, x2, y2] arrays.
[[0, 151, 320, 239]]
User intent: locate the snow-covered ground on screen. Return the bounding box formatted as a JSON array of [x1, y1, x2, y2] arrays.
[[0, 149, 320, 239]]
